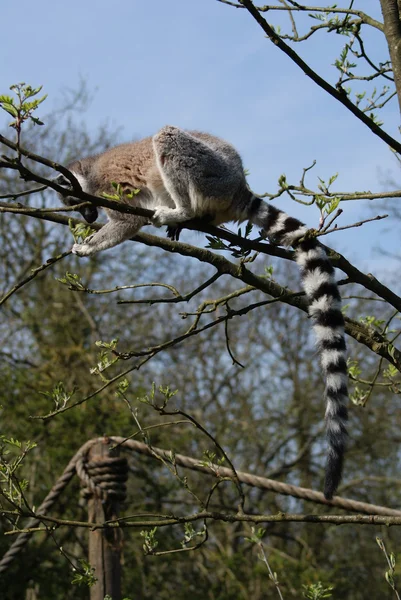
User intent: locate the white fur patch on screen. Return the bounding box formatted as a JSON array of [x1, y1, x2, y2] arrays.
[[302, 270, 333, 296], [326, 372, 348, 392], [296, 246, 327, 268], [320, 348, 345, 370], [309, 296, 342, 315], [152, 206, 191, 226], [72, 171, 88, 193], [313, 325, 344, 343], [325, 418, 343, 433], [282, 226, 308, 246], [252, 205, 271, 228], [72, 242, 94, 256], [267, 212, 289, 236], [267, 214, 308, 246], [325, 396, 347, 418]]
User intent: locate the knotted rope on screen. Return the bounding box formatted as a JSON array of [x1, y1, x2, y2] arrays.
[[1, 436, 400, 573], [77, 455, 128, 502]]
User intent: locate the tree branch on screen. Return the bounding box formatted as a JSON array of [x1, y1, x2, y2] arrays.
[[380, 0, 401, 112], [238, 0, 401, 153], [1, 200, 400, 369], [7, 509, 401, 531], [217, 0, 384, 31]]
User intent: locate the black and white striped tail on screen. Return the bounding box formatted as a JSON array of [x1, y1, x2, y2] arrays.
[[248, 195, 348, 500]]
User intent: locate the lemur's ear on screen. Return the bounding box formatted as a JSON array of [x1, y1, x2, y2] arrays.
[[53, 173, 99, 223]]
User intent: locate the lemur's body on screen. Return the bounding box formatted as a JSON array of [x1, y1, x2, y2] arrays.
[[57, 126, 348, 499]]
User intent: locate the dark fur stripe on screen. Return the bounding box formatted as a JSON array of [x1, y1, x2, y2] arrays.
[[329, 404, 348, 421], [248, 196, 262, 217], [327, 437, 347, 454], [264, 205, 281, 232], [326, 358, 348, 373], [314, 309, 345, 328], [281, 216, 304, 234], [327, 435, 347, 452], [320, 337, 347, 352], [297, 237, 318, 252], [327, 424, 347, 440], [303, 258, 335, 275], [309, 282, 342, 302], [324, 453, 344, 499], [326, 383, 348, 397]]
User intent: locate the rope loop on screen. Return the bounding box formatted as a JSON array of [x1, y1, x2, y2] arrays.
[[77, 455, 128, 502]]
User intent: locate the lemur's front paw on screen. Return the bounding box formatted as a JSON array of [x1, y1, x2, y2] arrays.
[[152, 207, 177, 227], [72, 243, 95, 257]]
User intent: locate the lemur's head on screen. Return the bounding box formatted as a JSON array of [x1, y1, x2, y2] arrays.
[[54, 161, 98, 223]]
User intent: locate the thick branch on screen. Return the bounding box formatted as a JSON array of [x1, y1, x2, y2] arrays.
[[239, 0, 401, 151], [217, 1, 384, 31], [0, 202, 400, 369], [380, 0, 401, 112]]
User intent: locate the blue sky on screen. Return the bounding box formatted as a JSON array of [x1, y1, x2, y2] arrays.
[[1, 0, 399, 277]]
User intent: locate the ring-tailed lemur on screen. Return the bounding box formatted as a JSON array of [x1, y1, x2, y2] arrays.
[[55, 126, 348, 500]]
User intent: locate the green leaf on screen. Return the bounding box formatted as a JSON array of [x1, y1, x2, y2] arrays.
[[0, 102, 18, 117], [385, 570, 395, 588], [25, 85, 43, 98], [326, 197, 341, 215], [0, 95, 14, 103]]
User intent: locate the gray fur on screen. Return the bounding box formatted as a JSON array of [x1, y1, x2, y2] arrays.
[[56, 125, 348, 499]]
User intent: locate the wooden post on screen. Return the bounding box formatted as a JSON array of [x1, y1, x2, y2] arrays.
[[85, 438, 127, 600]]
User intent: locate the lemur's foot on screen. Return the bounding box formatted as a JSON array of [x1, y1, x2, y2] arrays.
[[152, 207, 180, 227], [166, 225, 182, 241]]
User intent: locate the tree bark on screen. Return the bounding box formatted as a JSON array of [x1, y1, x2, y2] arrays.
[[380, 0, 401, 114]]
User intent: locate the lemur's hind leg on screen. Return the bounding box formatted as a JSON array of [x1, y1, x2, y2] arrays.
[[152, 126, 236, 228]]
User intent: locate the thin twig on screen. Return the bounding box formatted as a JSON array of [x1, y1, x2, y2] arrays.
[[224, 306, 245, 368], [318, 213, 388, 236], [258, 541, 285, 600], [216, 0, 383, 31], [0, 184, 47, 199], [0, 251, 71, 307], [239, 0, 399, 152]]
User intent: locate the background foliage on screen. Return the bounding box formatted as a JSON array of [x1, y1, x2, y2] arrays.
[[1, 2, 401, 599]]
